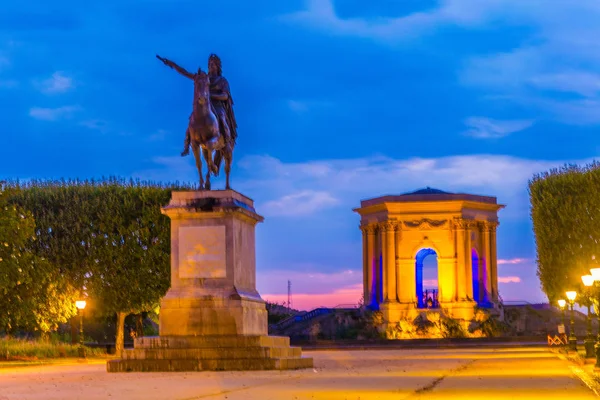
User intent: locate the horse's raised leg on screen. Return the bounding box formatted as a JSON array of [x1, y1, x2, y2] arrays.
[[202, 148, 212, 191], [192, 144, 204, 190]]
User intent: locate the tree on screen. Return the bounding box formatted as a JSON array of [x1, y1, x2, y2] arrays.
[[86, 180, 178, 353], [8, 178, 190, 353], [529, 162, 600, 303], [0, 183, 77, 336]]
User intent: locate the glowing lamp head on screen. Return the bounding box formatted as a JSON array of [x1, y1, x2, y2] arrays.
[[582, 275, 595, 287], [75, 300, 87, 310], [591, 268, 600, 282], [566, 291, 577, 302], [558, 299, 566, 308]]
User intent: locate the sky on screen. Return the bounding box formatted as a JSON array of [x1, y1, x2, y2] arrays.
[[1, 0, 599, 310]]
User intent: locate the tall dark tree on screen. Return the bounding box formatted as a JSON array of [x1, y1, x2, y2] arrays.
[[529, 162, 600, 303]]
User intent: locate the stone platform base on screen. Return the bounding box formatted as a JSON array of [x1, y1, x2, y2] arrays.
[[107, 335, 313, 372]]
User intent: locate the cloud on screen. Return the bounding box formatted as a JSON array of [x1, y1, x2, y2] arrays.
[[288, 100, 308, 113], [36, 71, 73, 94], [423, 279, 438, 287], [287, 99, 334, 114], [498, 258, 529, 265], [284, 0, 600, 125], [263, 284, 362, 311], [259, 267, 362, 310], [282, 0, 507, 43], [28, 105, 81, 121], [463, 117, 534, 139], [262, 190, 339, 217], [136, 152, 596, 221], [529, 71, 600, 98], [458, 2, 600, 125], [498, 276, 521, 283], [234, 153, 595, 219], [258, 267, 361, 295], [80, 119, 109, 133]]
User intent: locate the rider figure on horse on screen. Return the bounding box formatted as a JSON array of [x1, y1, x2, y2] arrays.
[[157, 54, 237, 157]]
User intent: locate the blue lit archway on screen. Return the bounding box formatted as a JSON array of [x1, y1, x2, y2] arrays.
[[472, 249, 490, 307], [415, 248, 438, 308], [472, 249, 480, 305]]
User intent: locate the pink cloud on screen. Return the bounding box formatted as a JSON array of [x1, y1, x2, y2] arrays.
[[423, 279, 438, 287], [498, 258, 529, 265], [498, 276, 521, 283], [263, 284, 362, 311]]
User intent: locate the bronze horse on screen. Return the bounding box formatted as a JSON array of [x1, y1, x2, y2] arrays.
[[187, 69, 233, 190], [156, 54, 233, 190]]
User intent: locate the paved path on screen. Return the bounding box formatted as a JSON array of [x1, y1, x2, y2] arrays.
[[0, 347, 596, 399]]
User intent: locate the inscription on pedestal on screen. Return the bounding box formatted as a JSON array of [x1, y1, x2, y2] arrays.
[[178, 226, 226, 278]]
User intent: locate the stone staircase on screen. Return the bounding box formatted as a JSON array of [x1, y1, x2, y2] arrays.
[[107, 335, 313, 372]]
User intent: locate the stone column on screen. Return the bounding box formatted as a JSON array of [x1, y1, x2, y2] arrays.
[[482, 222, 492, 303], [464, 221, 474, 301], [454, 219, 467, 301], [489, 222, 499, 302], [398, 258, 416, 305], [384, 221, 397, 302], [478, 239, 485, 304], [366, 224, 376, 306], [377, 222, 386, 302], [360, 225, 368, 306], [375, 225, 383, 304], [395, 224, 402, 302], [438, 257, 456, 303]]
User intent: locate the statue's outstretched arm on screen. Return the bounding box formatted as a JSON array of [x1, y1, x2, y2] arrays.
[[156, 55, 194, 80]]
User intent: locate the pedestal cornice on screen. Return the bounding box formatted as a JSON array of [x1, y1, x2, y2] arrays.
[[161, 190, 264, 224]]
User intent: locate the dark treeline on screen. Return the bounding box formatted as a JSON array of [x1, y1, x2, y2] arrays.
[[1, 177, 193, 353], [529, 161, 600, 304]]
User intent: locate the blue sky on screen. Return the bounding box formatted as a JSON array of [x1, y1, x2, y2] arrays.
[[2, 0, 599, 309]]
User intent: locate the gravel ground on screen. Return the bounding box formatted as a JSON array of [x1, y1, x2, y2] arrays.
[[0, 346, 596, 400]]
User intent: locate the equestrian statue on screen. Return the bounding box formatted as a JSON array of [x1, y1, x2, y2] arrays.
[[156, 53, 238, 190]]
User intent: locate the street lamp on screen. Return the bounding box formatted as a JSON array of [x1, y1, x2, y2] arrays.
[[75, 300, 87, 358], [583, 275, 596, 357], [558, 299, 567, 347], [566, 291, 578, 352], [590, 267, 600, 368]]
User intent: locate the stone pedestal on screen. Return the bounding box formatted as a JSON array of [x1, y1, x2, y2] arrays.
[[107, 190, 312, 372], [440, 301, 478, 321]]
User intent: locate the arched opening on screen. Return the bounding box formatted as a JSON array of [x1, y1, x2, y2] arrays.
[[368, 253, 383, 310], [472, 249, 482, 305], [415, 248, 439, 308]]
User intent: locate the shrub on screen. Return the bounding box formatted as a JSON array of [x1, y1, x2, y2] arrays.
[[0, 338, 106, 361]]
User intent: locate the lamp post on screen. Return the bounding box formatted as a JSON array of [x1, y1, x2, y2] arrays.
[[566, 291, 578, 352], [590, 267, 600, 368], [583, 275, 596, 357], [558, 299, 567, 348], [75, 300, 87, 358]]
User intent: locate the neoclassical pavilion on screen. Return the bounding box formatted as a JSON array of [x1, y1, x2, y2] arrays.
[[353, 188, 505, 322]]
